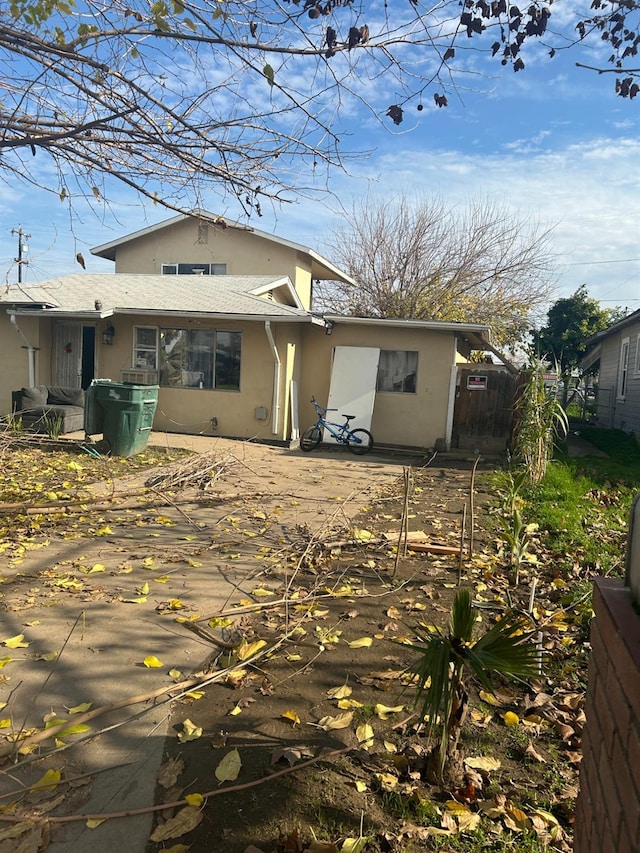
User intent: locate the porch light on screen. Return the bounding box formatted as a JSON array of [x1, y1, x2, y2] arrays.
[[325, 320, 334, 336], [102, 322, 115, 345]]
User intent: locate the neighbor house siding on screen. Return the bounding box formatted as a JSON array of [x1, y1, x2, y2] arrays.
[[596, 320, 640, 432], [0, 313, 51, 412]]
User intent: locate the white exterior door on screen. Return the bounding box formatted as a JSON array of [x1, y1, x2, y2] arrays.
[[53, 323, 83, 388], [326, 346, 380, 443]]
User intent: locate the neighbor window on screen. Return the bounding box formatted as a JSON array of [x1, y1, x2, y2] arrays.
[[617, 337, 630, 400], [376, 351, 418, 393], [158, 328, 241, 390], [133, 326, 158, 370], [161, 262, 227, 275]]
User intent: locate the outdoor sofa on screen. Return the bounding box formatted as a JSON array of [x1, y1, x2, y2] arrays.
[[11, 385, 85, 434]]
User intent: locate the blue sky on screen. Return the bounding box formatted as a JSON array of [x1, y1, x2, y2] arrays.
[[1, 11, 638, 322]]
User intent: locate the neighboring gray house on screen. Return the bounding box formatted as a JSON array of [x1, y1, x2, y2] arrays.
[[582, 308, 640, 432]]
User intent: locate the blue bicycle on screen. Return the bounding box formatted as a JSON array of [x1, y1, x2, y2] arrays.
[[300, 397, 374, 455]]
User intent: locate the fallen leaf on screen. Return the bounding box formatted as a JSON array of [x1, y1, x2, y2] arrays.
[[374, 703, 404, 720], [215, 748, 242, 783], [3, 634, 29, 649], [464, 756, 501, 773], [281, 710, 301, 725], [157, 756, 185, 788], [327, 685, 352, 700], [316, 712, 354, 731], [185, 792, 203, 807], [30, 768, 61, 793], [143, 656, 163, 668], [178, 718, 202, 743], [356, 722, 374, 743], [236, 639, 267, 661], [149, 806, 202, 841], [348, 637, 373, 649], [503, 711, 520, 727], [524, 741, 546, 763]]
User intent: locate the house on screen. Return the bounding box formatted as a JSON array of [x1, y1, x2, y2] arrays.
[[0, 212, 503, 450], [581, 308, 640, 433]]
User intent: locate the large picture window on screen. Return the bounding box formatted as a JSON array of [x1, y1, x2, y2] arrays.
[[158, 328, 241, 390], [376, 351, 418, 393]]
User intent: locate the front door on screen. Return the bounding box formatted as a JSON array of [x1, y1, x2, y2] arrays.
[[52, 323, 88, 388], [326, 346, 380, 444]]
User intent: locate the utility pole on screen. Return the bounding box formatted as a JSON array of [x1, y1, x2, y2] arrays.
[[11, 227, 31, 283]]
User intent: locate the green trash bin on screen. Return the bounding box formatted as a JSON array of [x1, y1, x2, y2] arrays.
[[92, 380, 159, 457]]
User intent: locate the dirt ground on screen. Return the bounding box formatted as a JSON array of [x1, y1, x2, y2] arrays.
[[0, 437, 578, 853]]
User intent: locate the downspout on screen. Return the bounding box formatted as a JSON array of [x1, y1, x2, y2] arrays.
[[264, 321, 280, 436], [10, 313, 36, 387]]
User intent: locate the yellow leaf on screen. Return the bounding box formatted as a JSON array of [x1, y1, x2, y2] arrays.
[[3, 634, 29, 649], [154, 575, 170, 583], [348, 637, 373, 649], [187, 558, 202, 567], [356, 722, 374, 743], [479, 689, 502, 706], [95, 525, 112, 536], [316, 712, 353, 731], [464, 756, 501, 772], [122, 596, 147, 604], [169, 668, 183, 681], [142, 557, 154, 567], [86, 819, 107, 828], [185, 690, 204, 700], [167, 599, 184, 610], [57, 723, 91, 736], [30, 768, 61, 793], [0, 719, 12, 729], [215, 748, 242, 783], [178, 718, 202, 743], [236, 639, 267, 661], [143, 656, 163, 668], [228, 704, 243, 716], [327, 685, 352, 700], [88, 564, 106, 573], [374, 703, 404, 720], [137, 582, 150, 595], [503, 711, 520, 727], [185, 792, 203, 807], [46, 491, 58, 501], [282, 710, 301, 725], [0, 656, 12, 668], [66, 702, 92, 714], [383, 740, 397, 753], [353, 529, 373, 541], [251, 587, 275, 597]]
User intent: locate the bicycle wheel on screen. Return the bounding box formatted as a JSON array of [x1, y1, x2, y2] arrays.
[[347, 428, 374, 455], [300, 425, 322, 452]]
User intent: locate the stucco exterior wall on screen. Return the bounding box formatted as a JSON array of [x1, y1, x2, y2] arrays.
[[0, 314, 51, 413], [96, 313, 300, 440], [298, 322, 458, 449], [111, 219, 313, 309]]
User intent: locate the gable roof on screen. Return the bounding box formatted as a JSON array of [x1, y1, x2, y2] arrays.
[[1, 274, 316, 323], [91, 210, 356, 285]]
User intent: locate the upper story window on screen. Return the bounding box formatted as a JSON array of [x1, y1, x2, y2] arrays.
[[161, 262, 227, 275], [376, 351, 418, 393]]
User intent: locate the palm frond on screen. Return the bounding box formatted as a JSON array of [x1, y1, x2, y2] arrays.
[[450, 587, 475, 642]]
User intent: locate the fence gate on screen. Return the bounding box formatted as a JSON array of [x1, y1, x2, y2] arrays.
[[451, 367, 517, 452]]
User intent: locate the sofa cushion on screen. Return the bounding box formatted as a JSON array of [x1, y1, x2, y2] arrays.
[[20, 386, 48, 408], [47, 386, 85, 407]]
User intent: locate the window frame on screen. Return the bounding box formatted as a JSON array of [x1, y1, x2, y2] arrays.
[[634, 332, 640, 376], [132, 326, 159, 370], [153, 326, 241, 391], [160, 262, 227, 275], [617, 336, 630, 401], [376, 350, 418, 394]]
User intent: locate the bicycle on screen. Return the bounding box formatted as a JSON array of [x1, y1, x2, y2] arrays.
[[300, 397, 374, 455]]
